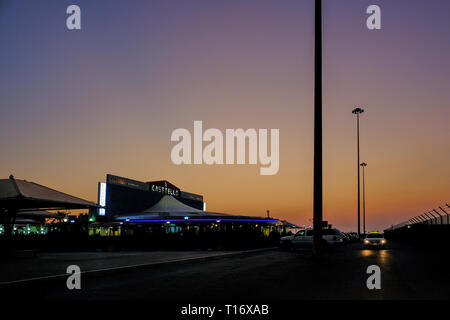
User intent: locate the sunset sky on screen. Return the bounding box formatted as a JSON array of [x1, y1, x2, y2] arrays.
[[0, 0, 449, 231]]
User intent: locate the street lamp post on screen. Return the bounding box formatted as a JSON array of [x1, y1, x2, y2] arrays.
[[352, 107, 364, 238], [360, 162, 367, 235], [313, 0, 323, 257]]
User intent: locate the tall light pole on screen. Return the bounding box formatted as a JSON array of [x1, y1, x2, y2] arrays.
[[360, 162, 367, 235], [352, 107, 364, 238], [313, 0, 323, 256]]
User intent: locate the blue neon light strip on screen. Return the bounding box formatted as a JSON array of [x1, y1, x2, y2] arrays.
[[124, 218, 278, 223]]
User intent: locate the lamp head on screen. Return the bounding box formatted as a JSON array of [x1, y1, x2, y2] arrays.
[[360, 162, 367, 167], [352, 107, 364, 114]]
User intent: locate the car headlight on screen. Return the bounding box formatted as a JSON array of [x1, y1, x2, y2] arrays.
[[364, 240, 369, 244], [381, 239, 386, 244]]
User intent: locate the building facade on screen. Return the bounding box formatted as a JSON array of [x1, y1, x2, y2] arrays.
[[96, 174, 204, 222]]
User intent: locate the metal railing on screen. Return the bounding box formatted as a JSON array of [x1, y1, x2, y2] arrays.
[[388, 203, 450, 231]]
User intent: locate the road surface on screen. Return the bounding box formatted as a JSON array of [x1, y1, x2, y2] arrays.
[[1, 241, 449, 300]]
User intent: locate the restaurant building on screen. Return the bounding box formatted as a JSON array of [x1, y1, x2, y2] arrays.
[[90, 174, 286, 240]]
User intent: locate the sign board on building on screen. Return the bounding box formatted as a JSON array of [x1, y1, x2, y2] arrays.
[[180, 191, 203, 202], [106, 174, 149, 191], [148, 180, 180, 197], [98, 182, 107, 216]]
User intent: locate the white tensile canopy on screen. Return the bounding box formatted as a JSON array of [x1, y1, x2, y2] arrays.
[[115, 195, 230, 220]]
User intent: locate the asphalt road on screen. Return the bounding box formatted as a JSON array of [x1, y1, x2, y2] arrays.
[[1, 241, 449, 301]]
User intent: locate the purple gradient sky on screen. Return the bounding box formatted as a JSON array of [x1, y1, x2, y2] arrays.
[[0, 0, 449, 231]]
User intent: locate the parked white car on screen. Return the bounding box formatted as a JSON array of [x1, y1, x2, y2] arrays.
[[280, 228, 345, 249]]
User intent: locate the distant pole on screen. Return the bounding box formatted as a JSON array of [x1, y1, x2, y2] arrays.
[[313, 0, 323, 257], [352, 107, 364, 238], [360, 162, 367, 235]]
